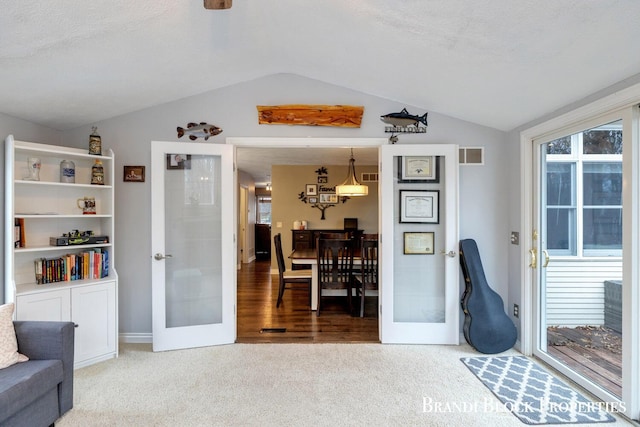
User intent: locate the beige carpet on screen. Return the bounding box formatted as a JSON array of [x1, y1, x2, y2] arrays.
[[57, 343, 632, 427]]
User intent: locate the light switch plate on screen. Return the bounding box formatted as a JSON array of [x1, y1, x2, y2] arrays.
[[510, 231, 519, 245]]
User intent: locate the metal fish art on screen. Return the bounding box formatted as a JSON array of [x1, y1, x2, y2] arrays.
[[177, 122, 223, 141], [380, 108, 428, 127]]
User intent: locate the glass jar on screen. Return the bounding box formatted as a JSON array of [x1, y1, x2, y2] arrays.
[[60, 160, 75, 183], [91, 159, 104, 185]]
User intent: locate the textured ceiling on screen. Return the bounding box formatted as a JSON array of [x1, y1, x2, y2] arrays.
[[1, 1, 639, 133]]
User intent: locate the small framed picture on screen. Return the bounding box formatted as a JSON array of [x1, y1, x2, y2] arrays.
[[398, 156, 439, 183], [403, 232, 435, 255], [319, 193, 338, 204], [306, 184, 318, 196], [166, 154, 191, 170], [123, 166, 145, 182], [400, 190, 439, 223], [308, 197, 318, 204], [317, 176, 328, 184]]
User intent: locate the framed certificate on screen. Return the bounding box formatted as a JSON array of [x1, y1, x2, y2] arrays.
[[400, 190, 439, 223], [403, 232, 435, 255], [398, 156, 439, 183]]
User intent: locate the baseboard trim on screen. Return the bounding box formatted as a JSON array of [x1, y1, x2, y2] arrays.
[[120, 333, 153, 344]]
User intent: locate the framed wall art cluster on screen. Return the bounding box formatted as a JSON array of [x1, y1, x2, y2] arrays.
[[398, 155, 441, 256]]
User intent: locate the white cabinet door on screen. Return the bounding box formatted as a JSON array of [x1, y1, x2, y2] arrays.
[[71, 282, 116, 366], [16, 289, 71, 321]]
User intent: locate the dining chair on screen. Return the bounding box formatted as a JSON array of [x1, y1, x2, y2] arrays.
[[316, 237, 354, 316], [354, 235, 378, 317], [274, 233, 312, 308]]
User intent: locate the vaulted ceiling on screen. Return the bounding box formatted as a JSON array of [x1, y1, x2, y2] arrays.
[[1, 1, 639, 132]]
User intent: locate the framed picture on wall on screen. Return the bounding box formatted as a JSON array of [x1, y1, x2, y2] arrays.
[[319, 193, 338, 204], [398, 156, 439, 183], [403, 232, 435, 255], [306, 184, 318, 196], [166, 154, 191, 170], [400, 190, 439, 223], [123, 166, 145, 182]]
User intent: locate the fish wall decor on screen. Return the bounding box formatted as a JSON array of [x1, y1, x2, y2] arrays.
[[380, 108, 428, 128], [177, 122, 223, 141]]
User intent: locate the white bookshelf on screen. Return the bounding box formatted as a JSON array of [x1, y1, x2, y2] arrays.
[[4, 135, 118, 368]]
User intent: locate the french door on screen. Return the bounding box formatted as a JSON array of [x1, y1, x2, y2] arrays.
[[531, 111, 633, 407], [151, 141, 235, 351], [380, 144, 459, 344]]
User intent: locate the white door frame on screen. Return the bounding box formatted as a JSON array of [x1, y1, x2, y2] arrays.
[[519, 84, 640, 419], [228, 137, 387, 336]]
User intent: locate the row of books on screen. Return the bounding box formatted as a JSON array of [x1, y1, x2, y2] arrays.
[[14, 218, 26, 248], [34, 248, 109, 285]]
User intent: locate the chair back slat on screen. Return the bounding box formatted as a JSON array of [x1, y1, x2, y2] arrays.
[[274, 233, 286, 276], [360, 238, 378, 289], [317, 238, 354, 289]]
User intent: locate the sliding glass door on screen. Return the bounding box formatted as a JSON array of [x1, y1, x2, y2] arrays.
[[533, 114, 626, 404]]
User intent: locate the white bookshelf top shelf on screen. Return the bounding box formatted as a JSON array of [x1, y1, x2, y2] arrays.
[[14, 140, 114, 161]]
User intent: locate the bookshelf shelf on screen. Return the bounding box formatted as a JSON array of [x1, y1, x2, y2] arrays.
[[4, 135, 118, 369]]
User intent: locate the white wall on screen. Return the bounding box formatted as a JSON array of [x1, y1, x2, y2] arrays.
[[0, 114, 62, 304], [50, 73, 507, 337]]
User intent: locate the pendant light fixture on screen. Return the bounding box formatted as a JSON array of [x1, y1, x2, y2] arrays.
[[336, 148, 368, 197]]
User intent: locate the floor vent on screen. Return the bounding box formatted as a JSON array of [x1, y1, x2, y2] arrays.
[[260, 327, 287, 333]]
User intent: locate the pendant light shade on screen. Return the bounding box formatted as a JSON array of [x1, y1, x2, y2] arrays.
[[336, 149, 368, 197]]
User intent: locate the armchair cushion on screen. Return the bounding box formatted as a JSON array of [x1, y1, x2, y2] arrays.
[[0, 303, 28, 369]]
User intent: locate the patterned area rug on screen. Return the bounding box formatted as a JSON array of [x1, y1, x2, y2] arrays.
[[461, 356, 616, 424]]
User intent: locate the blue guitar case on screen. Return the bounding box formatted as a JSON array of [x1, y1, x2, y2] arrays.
[[459, 239, 517, 354]]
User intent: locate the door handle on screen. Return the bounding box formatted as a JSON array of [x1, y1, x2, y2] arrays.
[[154, 253, 173, 261], [440, 250, 456, 258], [542, 250, 550, 268], [529, 248, 537, 268]]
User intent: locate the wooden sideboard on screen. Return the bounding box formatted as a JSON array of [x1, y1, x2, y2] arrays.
[[291, 229, 363, 269]]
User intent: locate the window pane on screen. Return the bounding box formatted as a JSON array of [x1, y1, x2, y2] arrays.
[[257, 196, 271, 224], [546, 136, 572, 154], [546, 207, 575, 253], [583, 208, 622, 250], [582, 120, 623, 154], [546, 163, 574, 206], [583, 163, 622, 205]]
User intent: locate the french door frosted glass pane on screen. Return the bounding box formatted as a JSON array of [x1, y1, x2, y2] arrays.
[[393, 155, 446, 323], [164, 155, 222, 328]]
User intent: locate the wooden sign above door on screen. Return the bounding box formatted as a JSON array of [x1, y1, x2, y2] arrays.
[[204, 0, 232, 9], [256, 104, 364, 128]]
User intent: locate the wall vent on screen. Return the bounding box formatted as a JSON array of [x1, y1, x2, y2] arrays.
[[459, 147, 484, 165], [361, 172, 378, 182]]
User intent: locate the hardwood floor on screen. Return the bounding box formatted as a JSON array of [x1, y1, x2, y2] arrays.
[[236, 259, 379, 343]]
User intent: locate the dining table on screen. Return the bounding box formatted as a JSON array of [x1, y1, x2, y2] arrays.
[[289, 248, 362, 311]]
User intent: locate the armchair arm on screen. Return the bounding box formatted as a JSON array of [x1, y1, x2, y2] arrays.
[[13, 321, 75, 415]]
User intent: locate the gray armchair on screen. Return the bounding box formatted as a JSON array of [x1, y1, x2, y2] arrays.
[[0, 321, 74, 426]]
